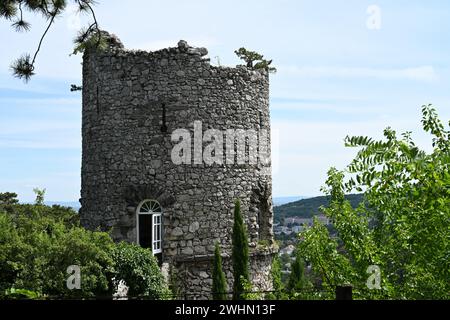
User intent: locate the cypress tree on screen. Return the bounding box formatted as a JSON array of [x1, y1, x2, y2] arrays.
[[212, 242, 227, 300], [288, 250, 307, 292], [231, 199, 249, 300]]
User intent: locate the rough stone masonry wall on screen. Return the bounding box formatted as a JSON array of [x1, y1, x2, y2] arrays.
[[80, 36, 277, 298]]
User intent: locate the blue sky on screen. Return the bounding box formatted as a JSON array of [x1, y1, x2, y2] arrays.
[[1, 0, 450, 202]]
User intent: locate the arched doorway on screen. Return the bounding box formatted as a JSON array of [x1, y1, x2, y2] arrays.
[[136, 199, 162, 260]]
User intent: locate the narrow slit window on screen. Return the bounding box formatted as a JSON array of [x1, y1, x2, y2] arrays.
[[161, 103, 167, 132]]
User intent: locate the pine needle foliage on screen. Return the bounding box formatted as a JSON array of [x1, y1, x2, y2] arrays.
[[1, 0, 102, 82], [234, 47, 277, 73]]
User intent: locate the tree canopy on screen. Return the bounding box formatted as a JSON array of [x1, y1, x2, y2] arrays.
[[0, 191, 170, 299], [297, 105, 450, 299]]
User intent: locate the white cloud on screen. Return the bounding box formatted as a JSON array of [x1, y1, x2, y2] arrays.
[[278, 65, 439, 82]]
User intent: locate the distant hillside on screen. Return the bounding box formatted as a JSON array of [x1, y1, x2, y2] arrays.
[[45, 201, 80, 212], [274, 194, 364, 223], [273, 196, 306, 206]]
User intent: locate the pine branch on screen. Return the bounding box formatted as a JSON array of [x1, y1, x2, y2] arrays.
[[5, 0, 102, 82], [0, 1, 18, 20], [31, 7, 58, 67], [11, 1, 31, 32]]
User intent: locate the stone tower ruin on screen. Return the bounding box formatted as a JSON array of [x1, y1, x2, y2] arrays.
[[80, 33, 276, 299]]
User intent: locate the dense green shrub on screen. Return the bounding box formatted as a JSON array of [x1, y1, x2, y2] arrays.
[[240, 276, 262, 300], [0, 204, 115, 298], [0, 194, 171, 300], [111, 242, 171, 299], [0, 192, 19, 206]]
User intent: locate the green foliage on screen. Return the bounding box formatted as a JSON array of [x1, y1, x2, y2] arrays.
[[231, 199, 250, 300], [271, 255, 283, 292], [274, 194, 363, 223], [72, 29, 109, 55], [234, 47, 277, 73], [267, 255, 289, 300], [70, 84, 83, 92], [256, 239, 270, 248], [166, 264, 185, 300], [287, 251, 308, 292], [0, 198, 171, 300], [0, 1, 18, 20], [1, 0, 100, 81], [10, 54, 35, 82], [111, 242, 171, 299], [286, 250, 315, 300], [298, 220, 353, 285], [240, 276, 262, 300], [0, 205, 114, 298], [212, 242, 227, 300], [3, 288, 41, 300], [33, 188, 46, 205], [298, 105, 450, 299], [0, 0, 67, 22], [0, 192, 19, 206]]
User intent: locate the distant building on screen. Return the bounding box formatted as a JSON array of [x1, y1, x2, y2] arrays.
[[315, 214, 329, 225], [280, 226, 292, 235], [279, 244, 295, 256], [284, 217, 313, 226], [284, 215, 330, 227]]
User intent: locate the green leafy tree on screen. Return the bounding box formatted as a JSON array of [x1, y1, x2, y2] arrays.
[[3, 288, 41, 300], [240, 276, 262, 300], [212, 242, 227, 300], [279, 252, 291, 267], [234, 47, 277, 73], [298, 105, 450, 299], [0, 204, 115, 298], [231, 199, 250, 300], [0, 0, 103, 82], [267, 254, 289, 300], [0, 197, 171, 299], [0, 192, 19, 206], [33, 188, 46, 205], [271, 255, 283, 293], [111, 242, 171, 299]]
